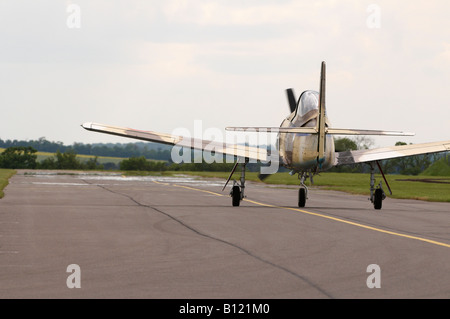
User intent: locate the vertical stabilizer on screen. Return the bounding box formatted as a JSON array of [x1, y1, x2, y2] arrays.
[[317, 61, 326, 165]]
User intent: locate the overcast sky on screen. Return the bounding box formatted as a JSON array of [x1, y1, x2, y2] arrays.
[[1, 0, 449, 148]]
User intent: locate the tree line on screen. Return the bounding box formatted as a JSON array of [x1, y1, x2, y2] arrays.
[[0, 147, 104, 170], [0, 137, 172, 161], [0, 138, 448, 175]]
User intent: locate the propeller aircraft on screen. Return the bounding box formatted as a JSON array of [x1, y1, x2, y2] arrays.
[[82, 62, 450, 209]]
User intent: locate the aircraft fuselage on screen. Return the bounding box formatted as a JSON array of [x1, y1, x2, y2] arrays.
[[277, 90, 335, 173]]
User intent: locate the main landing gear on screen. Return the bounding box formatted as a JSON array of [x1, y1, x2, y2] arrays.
[[298, 172, 309, 207], [295, 164, 392, 210], [223, 158, 248, 207], [369, 161, 392, 210]]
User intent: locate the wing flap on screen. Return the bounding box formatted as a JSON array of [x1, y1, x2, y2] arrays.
[[335, 140, 450, 165], [82, 122, 268, 161]]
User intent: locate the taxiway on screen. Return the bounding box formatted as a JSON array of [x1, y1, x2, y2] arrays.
[[0, 171, 449, 298]]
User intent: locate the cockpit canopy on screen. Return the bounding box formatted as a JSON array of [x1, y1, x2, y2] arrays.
[[285, 90, 328, 127], [297, 90, 320, 117]]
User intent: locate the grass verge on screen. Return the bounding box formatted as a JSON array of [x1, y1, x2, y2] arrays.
[[174, 171, 450, 202], [0, 169, 16, 199]]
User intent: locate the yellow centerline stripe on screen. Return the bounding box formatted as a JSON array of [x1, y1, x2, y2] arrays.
[[153, 181, 450, 249], [173, 184, 225, 197]]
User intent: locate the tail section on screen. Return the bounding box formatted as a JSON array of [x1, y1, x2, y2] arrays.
[[316, 61, 327, 166], [226, 61, 415, 136]]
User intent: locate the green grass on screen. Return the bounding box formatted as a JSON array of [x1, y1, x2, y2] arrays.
[[176, 171, 450, 202], [0, 169, 16, 199], [421, 157, 450, 176]]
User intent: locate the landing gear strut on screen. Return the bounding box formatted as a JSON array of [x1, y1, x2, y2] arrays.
[[369, 161, 392, 210], [223, 158, 248, 207]]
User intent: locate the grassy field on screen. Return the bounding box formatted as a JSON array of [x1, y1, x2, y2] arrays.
[[0, 169, 16, 199], [35, 150, 128, 165], [175, 171, 450, 202]]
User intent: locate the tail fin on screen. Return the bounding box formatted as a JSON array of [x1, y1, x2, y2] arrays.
[[317, 61, 326, 164]]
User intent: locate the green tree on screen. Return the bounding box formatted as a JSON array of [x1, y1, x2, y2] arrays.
[[120, 156, 151, 171], [120, 156, 168, 171], [55, 150, 82, 169], [380, 142, 435, 175], [84, 156, 104, 170], [39, 157, 57, 169], [334, 137, 357, 152], [0, 146, 37, 169], [353, 136, 375, 150]]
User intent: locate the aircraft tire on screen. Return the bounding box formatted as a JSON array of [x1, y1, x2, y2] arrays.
[[232, 186, 241, 207], [298, 188, 306, 207], [374, 188, 383, 210]]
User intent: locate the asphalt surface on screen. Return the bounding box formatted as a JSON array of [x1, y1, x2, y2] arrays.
[[0, 170, 449, 298]]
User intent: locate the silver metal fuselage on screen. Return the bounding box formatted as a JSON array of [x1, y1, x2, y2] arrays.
[[277, 90, 335, 173]]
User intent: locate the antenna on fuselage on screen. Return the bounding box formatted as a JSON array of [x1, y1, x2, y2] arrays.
[[317, 61, 326, 166]]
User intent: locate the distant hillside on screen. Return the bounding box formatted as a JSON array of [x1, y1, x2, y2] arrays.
[[421, 157, 450, 176]]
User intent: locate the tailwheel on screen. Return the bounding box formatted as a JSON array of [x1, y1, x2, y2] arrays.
[[231, 185, 241, 207], [298, 187, 306, 207]]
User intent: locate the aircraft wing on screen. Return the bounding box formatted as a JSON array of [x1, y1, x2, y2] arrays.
[[335, 140, 450, 166], [81, 122, 268, 161]]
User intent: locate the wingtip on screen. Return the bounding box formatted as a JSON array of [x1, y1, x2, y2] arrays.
[[81, 122, 93, 130]]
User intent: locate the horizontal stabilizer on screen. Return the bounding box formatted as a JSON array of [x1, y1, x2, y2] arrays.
[[226, 127, 317, 134], [326, 128, 415, 136], [226, 126, 414, 136]]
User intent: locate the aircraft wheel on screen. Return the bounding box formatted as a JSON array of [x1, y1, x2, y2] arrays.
[[374, 188, 383, 210], [232, 186, 241, 207], [298, 188, 306, 207]]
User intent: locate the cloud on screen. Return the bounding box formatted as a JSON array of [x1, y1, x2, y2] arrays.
[[0, 1, 449, 145]]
